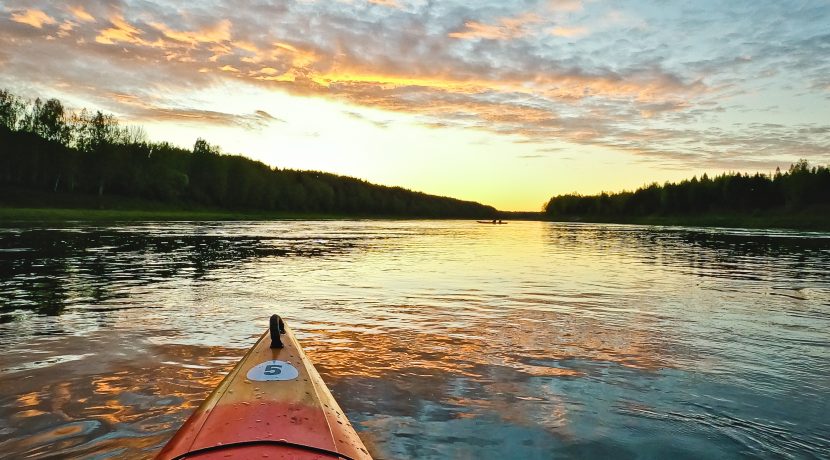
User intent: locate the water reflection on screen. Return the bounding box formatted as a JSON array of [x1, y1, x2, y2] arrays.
[[0, 223, 382, 317], [0, 221, 829, 459]]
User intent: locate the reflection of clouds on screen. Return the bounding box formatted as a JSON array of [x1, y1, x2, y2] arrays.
[[303, 303, 671, 385], [0, 331, 239, 458], [295, 301, 672, 458]]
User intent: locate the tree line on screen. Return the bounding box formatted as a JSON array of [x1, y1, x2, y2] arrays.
[[0, 89, 495, 217], [545, 162, 830, 218]]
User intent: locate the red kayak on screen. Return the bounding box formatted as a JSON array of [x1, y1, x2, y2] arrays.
[[157, 315, 372, 459]]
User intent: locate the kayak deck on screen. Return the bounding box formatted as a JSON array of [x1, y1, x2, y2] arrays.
[[157, 316, 371, 460]]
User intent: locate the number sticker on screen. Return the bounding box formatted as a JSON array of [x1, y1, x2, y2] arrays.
[[264, 364, 282, 376], [247, 360, 299, 382]]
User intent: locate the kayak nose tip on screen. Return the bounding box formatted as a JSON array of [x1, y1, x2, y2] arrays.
[[269, 314, 286, 348]]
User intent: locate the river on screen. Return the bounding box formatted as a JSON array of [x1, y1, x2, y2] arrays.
[[0, 220, 828, 459]]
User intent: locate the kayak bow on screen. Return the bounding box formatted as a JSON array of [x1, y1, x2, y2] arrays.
[[157, 315, 372, 460]]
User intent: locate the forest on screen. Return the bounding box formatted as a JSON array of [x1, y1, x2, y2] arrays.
[[545, 163, 830, 219], [0, 90, 496, 218]]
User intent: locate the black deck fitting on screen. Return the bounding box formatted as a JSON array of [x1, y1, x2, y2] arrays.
[[270, 314, 286, 348]]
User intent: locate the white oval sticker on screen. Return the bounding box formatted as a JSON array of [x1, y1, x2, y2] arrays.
[[246, 360, 300, 382]]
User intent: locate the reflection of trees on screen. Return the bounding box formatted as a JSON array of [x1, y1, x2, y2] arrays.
[[0, 228, 366, 317], [543, 224, 830, 283], [30, 273, 69, 316]]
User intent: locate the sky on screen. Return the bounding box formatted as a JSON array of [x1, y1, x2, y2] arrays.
[[1, 0, 829, 211]]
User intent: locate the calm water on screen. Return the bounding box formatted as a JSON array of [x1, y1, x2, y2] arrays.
[[0, 220, 828, 459]]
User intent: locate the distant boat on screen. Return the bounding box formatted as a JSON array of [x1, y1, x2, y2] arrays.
[[477, 220, 508, 224]]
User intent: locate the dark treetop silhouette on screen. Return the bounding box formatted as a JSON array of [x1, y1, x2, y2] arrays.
[[0, 89, 496, 218], [544, 161, 830, 224]]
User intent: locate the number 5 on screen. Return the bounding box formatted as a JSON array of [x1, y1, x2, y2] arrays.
[[264, 364, 282, 375]]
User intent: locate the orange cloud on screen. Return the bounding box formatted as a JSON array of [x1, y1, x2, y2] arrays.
[[449, 13, 541, 40], [150, 19, 232, 46], [68, 5, 95, 23], [237, 41, 318, 70], [95, 16, 148, 46], [10, 9, 56, 28], [57, 21, 75, 37]]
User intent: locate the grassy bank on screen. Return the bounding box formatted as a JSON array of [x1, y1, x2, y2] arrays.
[[544, 209, 830, 232], [0, 188, 477, 222], [3, 205, 828, 230], [0, 206, 363, 222], [0, 189, 357, 221]]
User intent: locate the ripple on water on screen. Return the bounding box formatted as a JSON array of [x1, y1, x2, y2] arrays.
[[0, 221, 828, 459]]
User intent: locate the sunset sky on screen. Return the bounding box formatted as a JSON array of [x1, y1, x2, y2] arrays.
[[1, 0, 828, 210]]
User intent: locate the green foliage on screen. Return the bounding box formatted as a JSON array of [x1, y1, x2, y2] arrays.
[[23, 98, 72, 145], [545, 164, 830, 217], [0, 90, 26, 130], [0, 89, 495, 218]]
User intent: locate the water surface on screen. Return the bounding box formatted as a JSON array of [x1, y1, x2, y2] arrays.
[[0, 221, 828, 459]]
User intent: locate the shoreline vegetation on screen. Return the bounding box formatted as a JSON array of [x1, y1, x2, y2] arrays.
[[2, 89, 828, 231], [542, 211, 830, 232], [0, 207, 416, 222], [0, 90, 496, 220], [4, 204, 828, 232], [543, 161, 830, 231]]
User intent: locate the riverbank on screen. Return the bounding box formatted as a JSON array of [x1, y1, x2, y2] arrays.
[[0, 207, 360, 222], [3, 205, 829, 231], [544, 209, 830, 232], [0, 188, 481, 222]]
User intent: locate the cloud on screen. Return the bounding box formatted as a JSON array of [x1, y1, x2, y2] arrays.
[[449, 13, 542, 40], [254, 109, 286, 124], [367, 0, 400, 7], [125, 102, 284, 130], [150, 19, 232, 46], [549, 26, 587, 37], [68, 6, 94, 23], [95, 15, 147, 45], [10, 9, 56, 28], [343, 110, 392, 128], [0, 0, 828, 169], [547, 0, 583, 13]]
